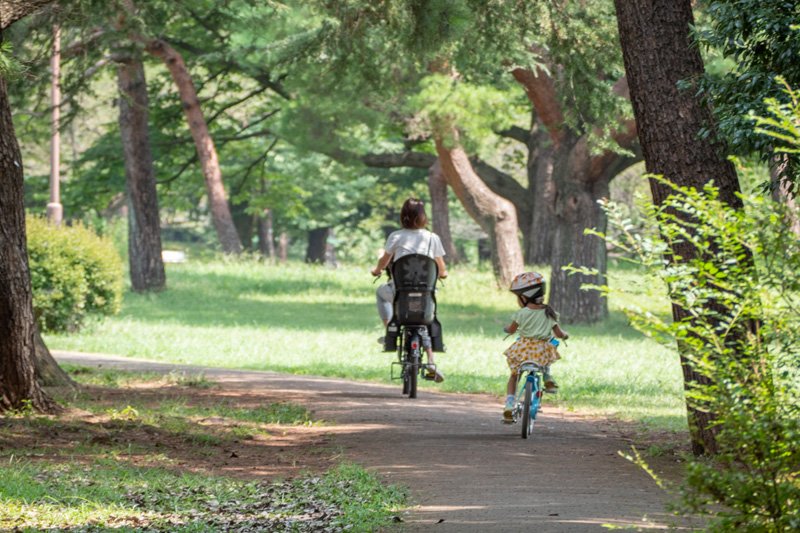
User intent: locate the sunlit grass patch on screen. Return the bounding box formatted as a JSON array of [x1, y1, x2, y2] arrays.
[[63, 365, 216, 392], [0, 460, 405, 531], [47, 259, 688, 431]]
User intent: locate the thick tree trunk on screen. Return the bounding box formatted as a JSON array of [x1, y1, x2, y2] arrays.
[[548, 134, 608, 323], [511, 68, 641, 322], [306, 227, 330, 264], [435, 136, 523, 287], [525, 124, 557, 265], [0, 75, 54, 412], [427, 159, 460, 263], [117, 57, 166, 292], [143, 38, 242, 255], [615, 0, 744, 456]]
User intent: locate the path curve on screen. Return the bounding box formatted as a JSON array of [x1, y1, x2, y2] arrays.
[[54, 351, 682, 532]]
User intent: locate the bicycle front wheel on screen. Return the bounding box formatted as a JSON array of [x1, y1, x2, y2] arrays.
[[521, 379, 534, 439]]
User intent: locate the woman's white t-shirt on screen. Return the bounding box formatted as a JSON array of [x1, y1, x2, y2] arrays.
[[384, 229, 446, 260]]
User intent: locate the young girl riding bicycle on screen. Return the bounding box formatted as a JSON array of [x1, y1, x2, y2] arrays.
[[502, 272, 569, 421]]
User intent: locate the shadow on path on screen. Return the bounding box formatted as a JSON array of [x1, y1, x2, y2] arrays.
[[54, 351, 693, 532]]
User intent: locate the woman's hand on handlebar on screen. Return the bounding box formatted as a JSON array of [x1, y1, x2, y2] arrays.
[[370, 267, 382, 277], [438, 270, 448, 279]]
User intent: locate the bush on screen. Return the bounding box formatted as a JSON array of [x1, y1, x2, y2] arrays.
[[590, 180, 800, 532], [26, 216, 123, 332]]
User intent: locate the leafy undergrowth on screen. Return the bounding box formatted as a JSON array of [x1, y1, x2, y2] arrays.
[[0, 366, 406, 531]]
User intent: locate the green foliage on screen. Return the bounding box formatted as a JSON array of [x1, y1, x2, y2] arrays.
[[752, 79, 800, 156], [26, 216, 123, 332], [594, 179, 800, 531], [534, 0, 630, 147], [0, 41, 22, 78], [698, 1, 800, 184], [408, 74, 525, 150]]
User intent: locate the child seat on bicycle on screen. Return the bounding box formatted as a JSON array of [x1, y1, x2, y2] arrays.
[[384, 253, 444, 352]]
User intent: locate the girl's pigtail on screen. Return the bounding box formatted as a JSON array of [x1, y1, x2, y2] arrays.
[[544, 304, 558, 322]]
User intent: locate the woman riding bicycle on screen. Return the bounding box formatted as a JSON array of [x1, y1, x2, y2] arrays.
[[371, 198, 448, 382]]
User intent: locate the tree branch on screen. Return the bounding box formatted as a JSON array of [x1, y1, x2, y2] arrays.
[[206, 87, 272, 126], [470, 157, 529, 219], [361, 151, 436, 169], [511, 67, 565, 147], [496, 125, 531, 144]]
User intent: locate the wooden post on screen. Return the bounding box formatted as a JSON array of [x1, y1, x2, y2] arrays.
[[46, 24, 63, 225]]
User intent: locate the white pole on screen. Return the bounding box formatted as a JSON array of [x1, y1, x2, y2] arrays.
[[47, 24, 63, 226]]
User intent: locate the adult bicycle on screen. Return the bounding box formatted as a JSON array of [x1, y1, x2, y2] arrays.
[[383, 253, 444, 399]]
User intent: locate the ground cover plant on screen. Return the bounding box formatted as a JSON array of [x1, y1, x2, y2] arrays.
[[45, 261, 686, 432], [0, 366, 406, 531]]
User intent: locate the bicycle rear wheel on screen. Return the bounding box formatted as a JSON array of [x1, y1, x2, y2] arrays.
[[521, 379, 534, 439], [408, 350, 419, 398]]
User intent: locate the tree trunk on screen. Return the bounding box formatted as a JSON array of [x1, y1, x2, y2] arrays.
[[0, 74, 54, 412], [117, 56, 166, 292], [525, 123, 557, 265], [143, 38, 242, 255], [435, 135, 523, 287], [511, 68, 641, 323], [306, 227, 330, 264], [33, 326, 75, 389], [0, 0, 54, 29], [615, 0, 745, 456], [257, 209, 276, 259], [278, 232, 289, 262], [770, 154, 800, 236], [231, 201, 253, 250], [548, 133, 609, 323], [427, 159, 460, 263]]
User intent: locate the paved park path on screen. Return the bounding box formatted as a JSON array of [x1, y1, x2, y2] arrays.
[[55, 351, 688, 532]]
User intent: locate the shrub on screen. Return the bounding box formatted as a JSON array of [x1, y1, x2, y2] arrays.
[[586, 181, 800, 532], [26, 216, 123, 332]]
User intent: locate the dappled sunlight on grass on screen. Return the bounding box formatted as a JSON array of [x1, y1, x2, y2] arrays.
[[47, 260, 687, 431]]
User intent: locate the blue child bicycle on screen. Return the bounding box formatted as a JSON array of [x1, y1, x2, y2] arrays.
[[505, 361, 546, 439]]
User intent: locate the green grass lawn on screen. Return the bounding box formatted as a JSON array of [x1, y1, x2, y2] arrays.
[[46, 259, 687, 431]]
